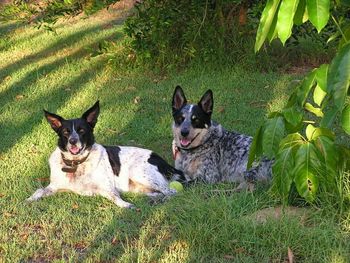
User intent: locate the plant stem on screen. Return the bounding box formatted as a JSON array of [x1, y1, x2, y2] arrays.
[[331, 15, 348, 43]]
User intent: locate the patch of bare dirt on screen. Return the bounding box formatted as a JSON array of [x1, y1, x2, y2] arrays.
[[245, 206, 309, 224]]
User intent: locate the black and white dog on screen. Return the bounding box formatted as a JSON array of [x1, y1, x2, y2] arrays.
[[171, 86, 272, 189], [27, 101, 181, 208]]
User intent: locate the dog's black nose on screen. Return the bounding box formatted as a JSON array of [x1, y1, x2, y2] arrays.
[[69, 138, 78, 145], [181, 129, 189, 137]]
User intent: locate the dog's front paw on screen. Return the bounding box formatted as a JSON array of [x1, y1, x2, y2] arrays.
[[25, 196, 37, 202]]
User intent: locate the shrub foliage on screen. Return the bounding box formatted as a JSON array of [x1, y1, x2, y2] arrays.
[[251, 0, 350, 206]]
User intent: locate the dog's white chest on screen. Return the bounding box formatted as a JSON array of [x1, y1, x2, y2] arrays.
[[49, 147, 115, 196]]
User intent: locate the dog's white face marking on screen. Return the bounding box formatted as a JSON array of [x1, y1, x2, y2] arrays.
[[172, 104, 211, 149]]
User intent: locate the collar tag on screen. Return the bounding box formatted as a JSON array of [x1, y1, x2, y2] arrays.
[[62, 166, 77, 173]]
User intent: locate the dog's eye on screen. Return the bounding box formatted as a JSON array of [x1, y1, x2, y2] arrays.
[[78, 128, 85, 134], [192, 116, 199, 123], [176, 116, 185, 124], [63, 129, 70, 136]]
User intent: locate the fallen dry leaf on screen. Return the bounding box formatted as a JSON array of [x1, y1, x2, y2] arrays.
[[111, 237, 119, 245], [217, 106, 225, 113], [234, 247, 246, 254], [223, 255, 234, 259], [288, 247, 294, 263], [72, 203, 79, 209], [15, 94, 25, 100], [74, 242, 87, 251], [4, 212, 13, 217], [133, 96, 141, 104], [20, 233, 29, 241]]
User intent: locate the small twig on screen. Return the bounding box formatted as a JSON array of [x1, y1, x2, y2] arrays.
[[332, 15, 348, 43], [192, 0, 208, 43]]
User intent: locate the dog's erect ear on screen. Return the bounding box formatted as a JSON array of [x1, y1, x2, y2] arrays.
[[172, 86, 187, 113], [198, 89, 213, 115], [44, 110, 64, 132], [82, 100, 100, 128]]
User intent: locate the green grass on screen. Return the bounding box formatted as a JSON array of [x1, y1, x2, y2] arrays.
[[0, 9, 349, 262]]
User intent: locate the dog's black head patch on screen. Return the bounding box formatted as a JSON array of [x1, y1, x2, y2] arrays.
[[172, 87, 214, 149], [44, 101, 100, 155]]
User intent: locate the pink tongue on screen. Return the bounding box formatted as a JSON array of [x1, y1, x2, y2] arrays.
[[180, 138, 191, 147], [69, 146, 80, 154]]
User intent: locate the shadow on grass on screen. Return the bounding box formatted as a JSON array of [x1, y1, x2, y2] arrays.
[[0, 30, 123, 154], [0, 16, 124, 80]]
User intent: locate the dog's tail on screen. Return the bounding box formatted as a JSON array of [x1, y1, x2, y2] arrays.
[[148, 152, 186, 181]]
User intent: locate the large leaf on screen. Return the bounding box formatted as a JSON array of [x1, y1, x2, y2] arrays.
[[294, 0, 307, 25], [305, 124, 317, 141], [313, 85, 327, 106], [255, 0, 281, 52], [306, 124, 335, 141], [306, 0, 330, 33], [315, 64, 328, 92], [271, 147, 295, 204], [297, 70, 316, 106], [283, 105, 303, 127], [315, 136, 338, 173], [341, 103, 350, 134], [279, 132, 305, 150], [304, 102, 324, 117], [320, 107, 338, 128], [293, 142, 320, 202], [327, 42, 350, 109], [247, 126, 263, 169], [267, 10, 279, 42], [277, 0, 300, 44], [262, 116, 285, 158]]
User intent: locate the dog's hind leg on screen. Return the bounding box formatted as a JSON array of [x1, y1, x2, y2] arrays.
[[244, 158, 273, 183], [26, 184, 57, 202]]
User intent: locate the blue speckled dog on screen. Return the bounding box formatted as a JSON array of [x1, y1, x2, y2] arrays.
[[171, 86, 272, 190]]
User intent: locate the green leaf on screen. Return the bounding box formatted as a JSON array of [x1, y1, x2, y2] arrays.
[[306, 124, 335, 141], [255, 0, 281, 52], [304, 102, 324, 117], [271, 147, 295, 204], [293, 142, 320, 202], [283, 105, 303, 126], [247, 126, 263, 169], [294, 0, 307, 25], [327, 42, 350, 109], [277, 0, 300, 44], [297, 70, 316, 106], [305, 124, 316, 141], [262, 116, 285, 158], [313, 85, 327, 106], [267, 10, 279, 42], [341, 103, 350, 134], [279, 132, 305, 150], [320, 107, 339, 128], [306, 0, 330, 33], [315, 136, 338, 172], [315, 64, 328, 92]]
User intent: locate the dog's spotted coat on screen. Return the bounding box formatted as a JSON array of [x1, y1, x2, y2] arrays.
[[27, 101, 182, 208], [171, 86, 272, 189]]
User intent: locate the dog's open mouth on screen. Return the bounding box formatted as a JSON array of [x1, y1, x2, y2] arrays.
[[68, 145, 82, 155], [180, 138, 191, 147], [180, 133, 200, 148]]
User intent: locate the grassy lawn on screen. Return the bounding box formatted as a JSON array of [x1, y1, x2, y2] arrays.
[[0, 8, 349, 262]]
